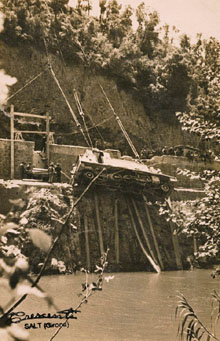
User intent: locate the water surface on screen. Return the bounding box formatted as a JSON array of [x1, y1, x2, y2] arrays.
[[3, 270, 220, 340]]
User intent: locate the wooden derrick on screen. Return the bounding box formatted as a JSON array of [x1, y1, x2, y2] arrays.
[[114, 198, 120, 264], [143, 195, 164, 270], [94, 192, 104, 255], [126, 197, 161, 273]]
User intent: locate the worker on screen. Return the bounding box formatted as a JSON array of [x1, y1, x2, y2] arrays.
[[56, 135, 62, 145], [41, 135, 47, 153], [19, 161, 25, 179], [48, 163, 55, 183], [55, 163, 62, 182], [25, 163, 32, 179]]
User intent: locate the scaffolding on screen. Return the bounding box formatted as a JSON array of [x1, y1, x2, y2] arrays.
[[10, 104, 51, 179]]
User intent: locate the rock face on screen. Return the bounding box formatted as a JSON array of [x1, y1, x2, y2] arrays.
[[77, 187, 186, 272], [0, 181, 192, 272], [0, 40, 198, 153]]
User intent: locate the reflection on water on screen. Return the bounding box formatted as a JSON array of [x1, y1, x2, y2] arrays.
[[3, 269, 220, 340]]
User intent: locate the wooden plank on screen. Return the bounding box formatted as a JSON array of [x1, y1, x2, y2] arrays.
[[46, 112, 50, 163], [94, 192, 104, 255], [143, 195, 164, 270], [170, 222, 183, 270], [84, 214, 91, 270], [127, 198, 160, 273], [131, 197, 159, 267], [114, 199, 120, 264], [16, 130, 48, 134], [10, 105, 15, 179], [193, 235, 198, 254], [166, 198, 183, 270], [13, 112, 48, 119]]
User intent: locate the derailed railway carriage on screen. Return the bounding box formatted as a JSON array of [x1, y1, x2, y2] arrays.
[[71, 149, 176, 200]]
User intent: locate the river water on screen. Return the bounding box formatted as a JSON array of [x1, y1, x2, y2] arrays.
[[4, 270, 220, 341]]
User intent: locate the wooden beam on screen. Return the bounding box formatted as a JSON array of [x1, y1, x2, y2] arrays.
[[127, 198, 160, 273], [16, 130, 48, 134], [84, 214, 91, 270], [193, 235, 198, 254], [166, 199, 183, 270], [94, 192, 104, 255], [170, 221, 183, 270], [143, 195, 164, 270], [131, 197, 159, 267], [114, 199, 120, 264], [10, 105, 15, 179], [13, 112, 48, 119], [46, 112, 50, 164]]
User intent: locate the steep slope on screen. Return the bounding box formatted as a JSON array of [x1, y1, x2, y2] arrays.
[[0, 40, 199, 154]]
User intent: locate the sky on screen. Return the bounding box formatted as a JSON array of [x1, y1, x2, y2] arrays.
[[69, 0, 220, 42]]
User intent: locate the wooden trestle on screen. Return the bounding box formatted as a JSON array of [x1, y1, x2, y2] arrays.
[[81, 190, 183, 272]]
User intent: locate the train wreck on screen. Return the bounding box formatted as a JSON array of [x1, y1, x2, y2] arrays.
[[71, 148, 176, 201]]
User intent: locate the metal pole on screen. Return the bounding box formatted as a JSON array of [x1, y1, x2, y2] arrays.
[[10, 105, 15, 179]]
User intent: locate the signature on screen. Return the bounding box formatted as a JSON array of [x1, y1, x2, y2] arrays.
[[8, 307, 81, 324]]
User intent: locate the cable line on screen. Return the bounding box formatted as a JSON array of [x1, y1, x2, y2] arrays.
[[7, 68, 48, 101], [73, 89, 93, 147], [99, 84, 140, 159], [41, 34, 90, 147], [48, 64, 90, 147]]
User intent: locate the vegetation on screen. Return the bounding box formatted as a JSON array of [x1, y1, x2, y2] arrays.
[[159, 169, 220, 265], [0, 181, 112, 340], [176, 292, 220, 341], [0, 0, 218, 119], [1, 1, 220, 340]]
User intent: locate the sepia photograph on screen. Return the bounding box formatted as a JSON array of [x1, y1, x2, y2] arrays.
[[0, 0, 220, 340]]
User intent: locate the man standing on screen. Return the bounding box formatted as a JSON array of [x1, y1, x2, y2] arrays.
[[55, 163, 62, 182], [25, 163, 32, 179], [19, 161, 25, 179], [41, 135, 47, 153], [48, 163, 55, 183]]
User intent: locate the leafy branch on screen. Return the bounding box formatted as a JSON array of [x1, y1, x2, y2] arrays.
[[50, 249, 113, 341], [176, 292, 220, 341], [0, 169, 105, 340]]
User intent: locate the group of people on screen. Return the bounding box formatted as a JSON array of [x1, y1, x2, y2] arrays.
[[140, 146, 217, 162], [19, 162, 33, 180], [48, 163, 62, 183], [19, 161, 62, 183]]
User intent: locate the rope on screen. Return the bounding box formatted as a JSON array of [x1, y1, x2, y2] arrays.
[[52, 115, 114, 136], [48, 64, 90, 146], [73, 89, 93, 147], [82, 107, 105, 142], [99, 84, 140, 159], [41, 34, 90, 147], [7, 68, 48, 101]]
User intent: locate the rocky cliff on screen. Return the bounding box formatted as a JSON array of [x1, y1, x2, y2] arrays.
[[0, 40, 199, 154], [0, 180, 192, 273], [0, 40, 203, 272]]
